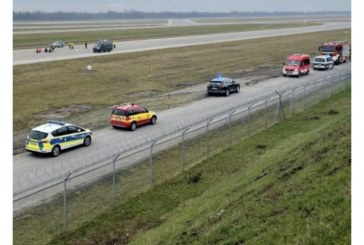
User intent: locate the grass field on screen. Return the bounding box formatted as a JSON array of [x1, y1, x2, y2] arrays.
[[13, 22, 317, 49], [13, 87, 351, 245], [13, 29, 351, 137]]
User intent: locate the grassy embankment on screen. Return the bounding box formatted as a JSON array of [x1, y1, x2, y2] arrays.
[[14, 87, 351, 244], [13, 29, 351, 136], [13, 22, 317, 49]]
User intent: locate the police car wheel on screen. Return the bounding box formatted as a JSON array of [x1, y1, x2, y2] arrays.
[[151, 116, 157, 125], [236, 86, 240, 93], [51, 146, 60, 157], [131, 122, 137, 131], [83, 136, 91, 146], [225, 89, 230, 96]]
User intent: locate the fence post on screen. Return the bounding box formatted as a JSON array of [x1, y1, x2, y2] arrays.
[[264, 97, 270, 129], [303, 84, 307, 111], [149, 140, 158, 187], [229, 111, 235, 148], [62, 172, 72, 232], [290, 88, 295, 116], [112, 154, 121, 209], [180, 128, 189, 171], [206, 118, 214, 159], [274, 91, 285, 122], [314, 80, 317, 104]]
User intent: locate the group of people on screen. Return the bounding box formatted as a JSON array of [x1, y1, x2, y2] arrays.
[[36, 47, 54, 53]]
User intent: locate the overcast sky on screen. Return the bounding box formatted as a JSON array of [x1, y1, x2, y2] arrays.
[[13, 0, 351, 13]]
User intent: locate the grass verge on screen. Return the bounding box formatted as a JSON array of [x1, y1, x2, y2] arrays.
[[13, 29, 350, 135], [13, 87, 351, 244]]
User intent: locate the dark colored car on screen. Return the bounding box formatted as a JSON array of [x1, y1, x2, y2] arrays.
[[93, 40, 113, 53], [207, 75, 240, 96]]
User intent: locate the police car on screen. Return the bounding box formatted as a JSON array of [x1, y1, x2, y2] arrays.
[[110, 103, 157, 131], [25, 120, 92, 157], [207, 74, 240, 96], [313, 55, 334, 70]]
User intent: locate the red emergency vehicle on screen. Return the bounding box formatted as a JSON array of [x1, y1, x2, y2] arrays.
[[318, 41, 350, 64], [282, 54, 310, 78]]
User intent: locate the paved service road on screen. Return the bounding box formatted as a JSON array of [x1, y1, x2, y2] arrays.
[[13, 63, 351, 210], [13, 21, 350, 65]]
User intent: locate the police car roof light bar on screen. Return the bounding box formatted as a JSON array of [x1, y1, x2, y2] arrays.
[[48, 120, 66, 126]]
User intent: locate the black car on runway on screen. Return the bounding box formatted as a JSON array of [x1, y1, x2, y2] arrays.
[[207, 74, 240, 96]]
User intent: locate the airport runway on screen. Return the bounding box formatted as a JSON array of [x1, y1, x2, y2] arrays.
[[13, 21, 350, 65]]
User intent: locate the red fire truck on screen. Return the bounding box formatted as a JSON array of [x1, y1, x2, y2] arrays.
[[318, 41, 351, 65]]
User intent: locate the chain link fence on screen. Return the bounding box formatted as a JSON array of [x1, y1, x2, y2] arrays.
[[14, 68, 351, 241]]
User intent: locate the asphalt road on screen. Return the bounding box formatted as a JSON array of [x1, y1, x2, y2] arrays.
[[13, 63, 351, 210], [13, 21, 350, 65]]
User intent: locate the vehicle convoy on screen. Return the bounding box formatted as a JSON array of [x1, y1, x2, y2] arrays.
[[110, 103, 157, 131], [313, 55, 334, 70], [282, 54, 310, 78], [25, 120, 92, 157], [93, 39, 114, 53], [207, 74, 240, 96], [318, 41, 350, 64]]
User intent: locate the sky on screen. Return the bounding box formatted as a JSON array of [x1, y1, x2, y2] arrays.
[[13, 0, 351, 13]]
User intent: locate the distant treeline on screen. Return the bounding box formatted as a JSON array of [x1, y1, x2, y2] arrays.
[[13, 10, 350, 21]]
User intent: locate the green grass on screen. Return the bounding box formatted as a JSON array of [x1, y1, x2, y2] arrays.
[[13, 22, 317, 49], [13, 29, 351, 137], [13, 87, 351, 245]]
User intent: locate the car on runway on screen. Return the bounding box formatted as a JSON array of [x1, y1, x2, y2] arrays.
[[110, 103, 157, 131], [49, 41, 65, 48], [313, 55, 334, 70], [207, 74, 240, 96], [25, 120, 92, 157], [93, 39, 114, 53]]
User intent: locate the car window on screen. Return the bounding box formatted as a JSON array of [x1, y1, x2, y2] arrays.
[[67, 126, 78, 134], [315, 58, 325, 62], [209, 81, 222, 86], [285, 60, 300, 66], [53, 127, 68, 137], [112, 109, 127, 116], [141, 107, 148, 113], [224, 80, 232, 86], [130, 109, 140, 115], [28, 130, 48, 140]]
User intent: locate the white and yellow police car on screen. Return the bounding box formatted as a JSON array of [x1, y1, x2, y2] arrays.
[[25, 120, 92, 157]]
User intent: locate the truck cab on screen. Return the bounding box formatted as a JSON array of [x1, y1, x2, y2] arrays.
[[282, 54, 310, 78]]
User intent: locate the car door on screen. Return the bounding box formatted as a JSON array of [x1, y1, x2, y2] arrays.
[[231, 80, 238, 91], [140, 107, 151, 125], [225, 80, 231, 92], [52, 126, 70, 149], [67, 125, 84, 147]]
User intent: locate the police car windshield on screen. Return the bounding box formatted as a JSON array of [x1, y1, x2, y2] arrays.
[[320, 46, 335, 52], [285, 60, 300, 66], [315, 58, 326, 62], [29, 130, 48, 140], [112, 109, 128, 116]]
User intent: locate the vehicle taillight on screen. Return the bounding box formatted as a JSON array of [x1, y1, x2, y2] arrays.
[[41, 139, 49, 143], [219, 85, 224, 88]]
